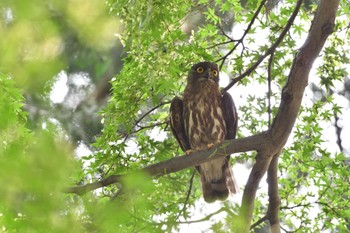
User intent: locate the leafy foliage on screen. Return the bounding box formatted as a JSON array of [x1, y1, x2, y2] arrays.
[[0, 0, 350, 232], [0, 74, 82, 232]]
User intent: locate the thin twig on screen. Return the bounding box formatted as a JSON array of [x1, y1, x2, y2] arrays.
[[250, 215, 268, 229], [216, 0, 268, 69], [221, 0, 304, 93], [174, 207, 227, 224], [219, 24, 236, 41], [134, 101, 171, 127], [280, 224, 296, 233], [176, 170, 196, 220], [134, 121, 168, 133], [280, 200, 342, 219], [333, 110, 343, 152], [206, 40, 235, 49]]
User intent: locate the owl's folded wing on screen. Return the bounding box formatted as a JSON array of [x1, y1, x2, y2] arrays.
[[170, 97, 191, 152], [221, 92, 238, 140]]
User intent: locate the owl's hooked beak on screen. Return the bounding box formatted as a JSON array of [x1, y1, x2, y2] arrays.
[[207, 69, 215, 81]]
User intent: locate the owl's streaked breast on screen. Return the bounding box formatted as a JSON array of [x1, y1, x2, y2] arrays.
[[183, 80, 226, 151]]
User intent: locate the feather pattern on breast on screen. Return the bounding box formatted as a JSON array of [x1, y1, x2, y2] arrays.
[[170, 61, 238, 203]]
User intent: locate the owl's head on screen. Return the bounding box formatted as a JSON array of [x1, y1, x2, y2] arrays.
[[188, 62, 220, 84]]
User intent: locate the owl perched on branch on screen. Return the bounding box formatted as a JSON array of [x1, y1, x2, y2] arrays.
[[170, 62, 238, 203]]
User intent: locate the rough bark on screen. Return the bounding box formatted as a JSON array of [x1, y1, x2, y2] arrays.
[[237, 0, 339, 231]]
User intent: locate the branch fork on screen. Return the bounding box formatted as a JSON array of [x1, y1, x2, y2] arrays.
[[65, 0, 339, 232]]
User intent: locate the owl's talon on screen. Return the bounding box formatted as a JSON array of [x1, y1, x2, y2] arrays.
[[207, 143, 215, 149], [185, 149, 195, 155]]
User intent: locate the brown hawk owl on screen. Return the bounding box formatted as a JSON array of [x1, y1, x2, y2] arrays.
[[170, 61, 238, 203]]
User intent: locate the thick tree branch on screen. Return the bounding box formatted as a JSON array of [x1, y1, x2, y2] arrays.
[[236, 0, 339, 231], [65, 2, 339, 232], [270, 0, 339, 151], [240, 152, 281, 233], [267, 153, 281, 233], [235, 151, 274, 231], [249, 155, 281, 232], [65, 133, 267, 195], [267, 53, 274, 127]]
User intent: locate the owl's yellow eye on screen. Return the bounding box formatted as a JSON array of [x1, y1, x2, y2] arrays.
[[212, 70, 218, 77], [196, 67, 204, 73]]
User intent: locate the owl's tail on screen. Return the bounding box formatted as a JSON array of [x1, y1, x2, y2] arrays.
[[200, 164, 238, 203]]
